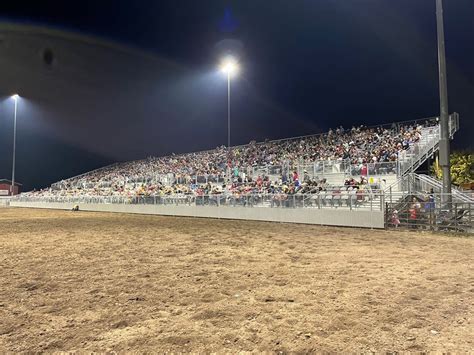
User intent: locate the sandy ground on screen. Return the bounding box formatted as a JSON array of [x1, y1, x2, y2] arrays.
[[0, 208, 472, 353]]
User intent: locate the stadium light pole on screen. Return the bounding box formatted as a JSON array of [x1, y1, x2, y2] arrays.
[[10, 94, 19, 196], [220, 56, 239, 149], [435, 0, 452, 205]]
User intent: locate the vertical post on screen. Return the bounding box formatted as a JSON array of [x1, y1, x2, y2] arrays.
[[225, 73, 232, 184], [436, 0, 452, 205], [454, 201, 457, 229], [469, 202, 472, 229], [227, 72, 231, 150], [11, 97, 18, 196]]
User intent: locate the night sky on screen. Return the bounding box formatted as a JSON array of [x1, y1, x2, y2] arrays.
[[0, 0, 473, 191]]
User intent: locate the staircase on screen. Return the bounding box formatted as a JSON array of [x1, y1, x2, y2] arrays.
[[383, 172, 474, 221], [385, 113, 460, 194], [398, 126, 439, 175], [407, 173, 474, 203], [398, 113, 459, 176]]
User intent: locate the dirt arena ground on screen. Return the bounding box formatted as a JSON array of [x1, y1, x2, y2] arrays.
[[0, 208, 472, 353]]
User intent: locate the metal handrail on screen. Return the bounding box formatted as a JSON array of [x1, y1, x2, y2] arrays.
[[413, 173, 474, 203], [13, 189, 385, 211]]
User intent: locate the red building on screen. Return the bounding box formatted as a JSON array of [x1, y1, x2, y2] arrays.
[[0, 179, 22, 196]]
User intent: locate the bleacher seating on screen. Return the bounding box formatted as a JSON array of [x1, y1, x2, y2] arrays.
[[23, 119, 440, 202]]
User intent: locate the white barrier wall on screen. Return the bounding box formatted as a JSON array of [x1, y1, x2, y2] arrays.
[[10, 201, 385, 229], [0, 197, 10, 207]]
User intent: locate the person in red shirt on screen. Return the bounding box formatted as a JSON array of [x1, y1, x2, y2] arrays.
[[408, 197, 420, 228]]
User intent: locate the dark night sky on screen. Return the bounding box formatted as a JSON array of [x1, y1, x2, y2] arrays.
[[0, 0, 473, 191]]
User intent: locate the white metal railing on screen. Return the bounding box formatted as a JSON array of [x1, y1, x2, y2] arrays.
[[398, 126, 440, 175], [13, 189, 385, 211], [397, 113, 459, 176], [383, 172, 474, 204], [409, 173, 474, 203]]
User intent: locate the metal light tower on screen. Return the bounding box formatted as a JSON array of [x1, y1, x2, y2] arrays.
[[11, 94, 19, 196], [436, 0, 452, 201], [220, 56, 239, 149]]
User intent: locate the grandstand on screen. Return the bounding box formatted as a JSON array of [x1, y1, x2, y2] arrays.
[[11, 113, 473, 232]]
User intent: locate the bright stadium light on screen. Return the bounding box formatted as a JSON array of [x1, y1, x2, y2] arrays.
[[220, 56, 239, 77], [12, 94, 20, 101]]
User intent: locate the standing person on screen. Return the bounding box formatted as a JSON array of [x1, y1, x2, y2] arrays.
[[425, 189, 436, 228], [303, 170, 311, 183], [427, 189, 435, 210], [391, 209, 400, 228], [409, 197, 421, 229], [292, 170, 299, 182]]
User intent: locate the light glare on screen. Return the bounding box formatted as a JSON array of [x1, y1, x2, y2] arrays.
[[220, 57, 239, 77]]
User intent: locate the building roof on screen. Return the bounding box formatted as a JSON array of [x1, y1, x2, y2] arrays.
[[0, 179, 22, 186]]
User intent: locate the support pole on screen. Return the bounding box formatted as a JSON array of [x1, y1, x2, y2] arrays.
[[226, 73, 231, 182], [11, 98, 18, 196], [436, 0, 452, 205], [227, 73, 231, 149]]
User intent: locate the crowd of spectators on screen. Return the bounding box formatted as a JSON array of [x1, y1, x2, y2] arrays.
[[24, 174, 378, 210], [25, 120, 435, 199]]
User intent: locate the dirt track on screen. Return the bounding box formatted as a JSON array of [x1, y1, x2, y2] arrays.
[[0, 208, 472, 353]]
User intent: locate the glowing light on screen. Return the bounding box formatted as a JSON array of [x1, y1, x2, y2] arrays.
[[11, 94, 20, 100], [220, 56, 239, 77]]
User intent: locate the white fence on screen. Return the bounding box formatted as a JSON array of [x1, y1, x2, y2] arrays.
[[10, 198, 385, 229], [0, 197, 10, 208], [14, 189, 385, 212]]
